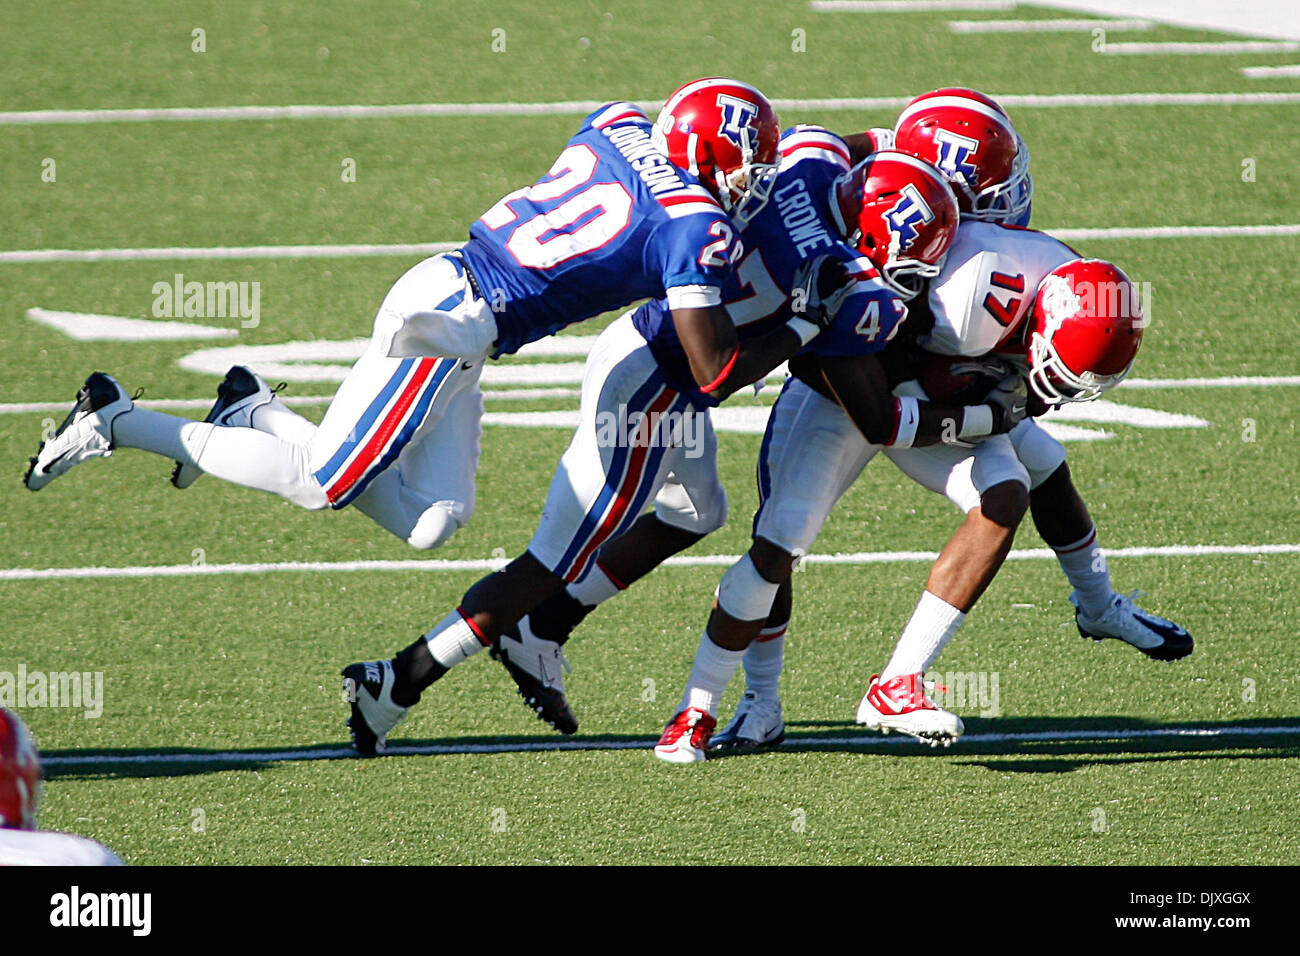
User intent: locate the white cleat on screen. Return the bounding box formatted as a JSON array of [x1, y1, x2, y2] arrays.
[[1072, 590, 1193, 661], [710, 691, 785, 755], [654, 707, 716, 764], [856, 673, 964, 747], [24, 372, 134, 491]]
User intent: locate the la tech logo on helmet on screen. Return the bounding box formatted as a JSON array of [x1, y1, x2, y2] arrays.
[[714, 94, 759, 151], [932, 128, 981, 188], [885, 183, 936, 251]]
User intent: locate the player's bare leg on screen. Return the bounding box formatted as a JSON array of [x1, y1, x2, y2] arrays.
[[857, 479, 1027, 746], [1030, 462, 1192, 660]]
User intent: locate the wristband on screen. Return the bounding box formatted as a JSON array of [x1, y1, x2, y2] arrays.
[[889, 396, 921, 448], [786, 316, 822, 346], [699, 348, 739, 394], [958, 404, 994, 441]]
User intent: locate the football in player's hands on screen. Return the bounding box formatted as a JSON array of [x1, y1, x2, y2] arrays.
[[917, 353, 1014, 405]]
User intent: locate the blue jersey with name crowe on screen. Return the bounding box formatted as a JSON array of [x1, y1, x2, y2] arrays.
[[631, 125, 907, 408], [459, 102, 739, 358]]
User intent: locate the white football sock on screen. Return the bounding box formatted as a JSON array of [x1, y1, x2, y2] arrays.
[[679, 633, 745, 716], [424, 609, 487, 668], [113, 407, 326, 509], [743, 623, 787, 699], [880, 591, 966, 682], [568, 563, 622, 608], [1053, 525, 1113, 617]]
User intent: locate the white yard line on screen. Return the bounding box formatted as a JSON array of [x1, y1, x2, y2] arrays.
[[0, 242, 461, 264], [1241, 64, 1300, 77], [2, 372, 1293, 417], [2, 543, 1296, 583], [2, 92, 1300, 128], [2, 224, 1296, 266], [1050, 224, 1300, 240], [38, 723, 1300, 767], [949, 18, 1153, 32], [1101, 41, 1300, 54], [810, 0, 1017, 11]]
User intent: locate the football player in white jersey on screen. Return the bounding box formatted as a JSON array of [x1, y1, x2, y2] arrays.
[[0, 709, 123, 866], [709, 90, 1190, 754]]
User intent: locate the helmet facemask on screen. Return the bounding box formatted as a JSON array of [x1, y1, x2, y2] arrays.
[[961, 135, 1033, 223], [1027, 330, 1132, 405], [880, 252, 945, 301], [715, 124, 778, 226]]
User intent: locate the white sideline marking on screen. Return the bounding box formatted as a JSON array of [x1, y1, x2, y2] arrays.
[[25, 308, 237, 341], [1102, 41, 1300, 54], [3, 92, 1300, 130], [38, 723, 1300, 767], [949, 18, 1153, 32], [2, 544, 1296, 583], [810, 0, 1017, 11], [4, 224, 1297, 266], [1242, 64, 1300, 77]]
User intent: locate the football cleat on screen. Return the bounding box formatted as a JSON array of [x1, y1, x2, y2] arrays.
[[24, 372, 134, 491], [1072, 590, 1193, 661], [856, 673, 964, 747], [171, 366, 284, 489], [709, 691, 785, 755], [341, 660, 408, 756], [489, 618, 577, 735], [653, 707, 717, 764]]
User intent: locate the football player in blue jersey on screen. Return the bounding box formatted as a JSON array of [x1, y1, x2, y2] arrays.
[[333, 79, 860, 754], [25, 78, 794, 555]]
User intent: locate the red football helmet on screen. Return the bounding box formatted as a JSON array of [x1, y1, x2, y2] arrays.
[[833, 150, 960, 300], [0, 708, 41, 830], [654, 77, 781, 224], [1027, 258, 1144, 405], [893, 87, 1032, 224]]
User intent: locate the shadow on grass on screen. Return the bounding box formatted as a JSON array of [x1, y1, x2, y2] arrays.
[[38, 716, 1300, 780]]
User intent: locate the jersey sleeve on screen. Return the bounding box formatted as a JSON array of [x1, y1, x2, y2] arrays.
[[805, 255, 907, 358], [649, 209, 741, 307]]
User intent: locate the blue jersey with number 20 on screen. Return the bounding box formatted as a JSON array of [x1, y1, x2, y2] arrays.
[[460, 102, 740, 358]]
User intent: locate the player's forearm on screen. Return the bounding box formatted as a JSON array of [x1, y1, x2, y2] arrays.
[[814, 357, 1004, 447], [699, 325, 806, 401]]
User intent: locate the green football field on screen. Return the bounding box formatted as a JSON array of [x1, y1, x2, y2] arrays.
[[1, 1, 1298, 865]]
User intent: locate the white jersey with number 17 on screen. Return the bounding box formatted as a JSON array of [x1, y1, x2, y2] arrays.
[[921, 221, 1078, 357]]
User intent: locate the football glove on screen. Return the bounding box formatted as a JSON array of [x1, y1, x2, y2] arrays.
[[985, 372, 1029, 434], [791, 254, 853, 331]]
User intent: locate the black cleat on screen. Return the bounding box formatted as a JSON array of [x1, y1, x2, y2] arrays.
[[341, 660, 408, 756], [171, 366, 283, 488], [490, 619, 578, 735]]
